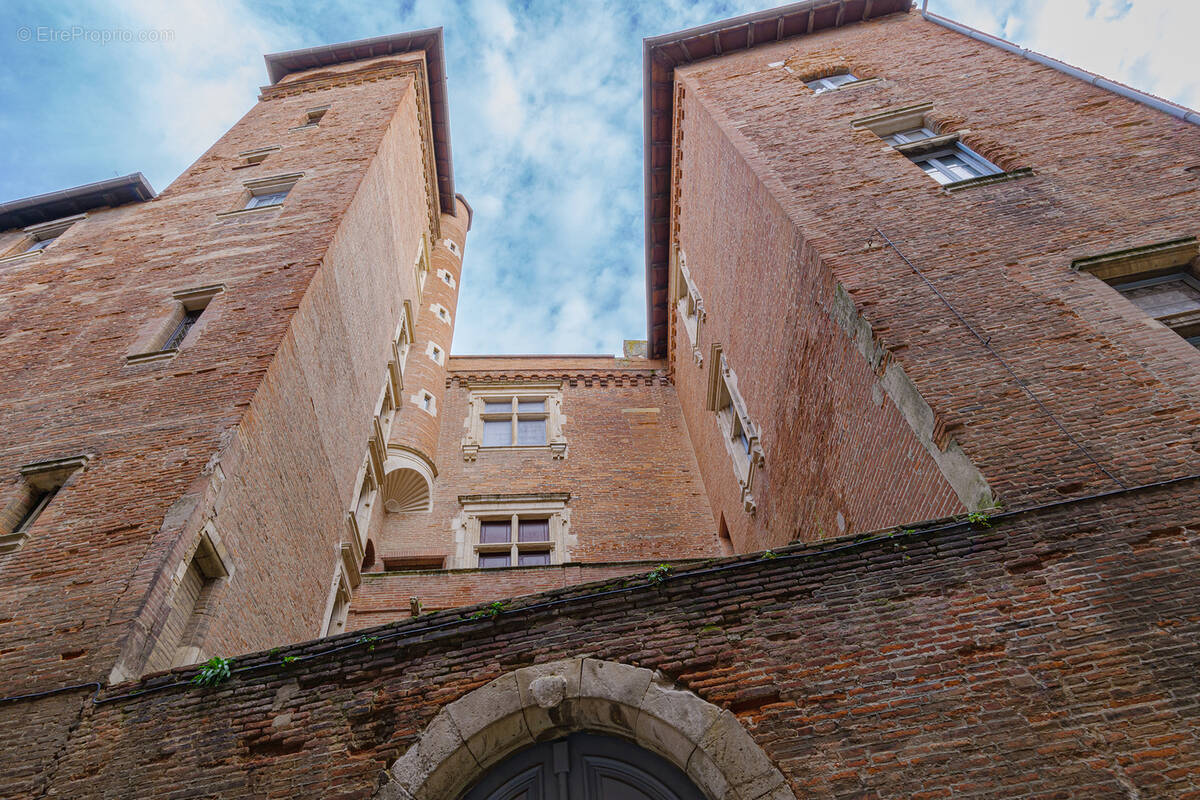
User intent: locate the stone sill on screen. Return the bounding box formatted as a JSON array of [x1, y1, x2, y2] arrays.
[[215, 203, 283, 219], [812, 76, 881, 95], [941, 167, 1034, 193], [0, 249, 44, 266], [124, 349, 178, 365], [366, 556, 708, 578]]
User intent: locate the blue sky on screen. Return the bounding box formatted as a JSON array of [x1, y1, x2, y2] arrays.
[[1, 0, 1196, 355]]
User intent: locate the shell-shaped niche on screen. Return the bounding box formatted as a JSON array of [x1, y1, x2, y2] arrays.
[[382, 467, 431, 513]]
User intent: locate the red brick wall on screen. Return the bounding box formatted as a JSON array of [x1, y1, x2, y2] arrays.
[[668, 12, 1200, 551], [360, 357, 720, 617], [8, 478, 1198, 799], [0, 53, 439, 689], [347, 558, 702, 629]]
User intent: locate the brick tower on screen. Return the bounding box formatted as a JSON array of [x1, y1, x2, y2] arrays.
[[2, 4, 1200, 799]]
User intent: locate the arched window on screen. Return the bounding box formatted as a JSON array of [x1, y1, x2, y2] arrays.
[[461, 733, 706, 800]]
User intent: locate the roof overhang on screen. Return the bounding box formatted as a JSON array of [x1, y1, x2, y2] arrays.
[[642, 0, 912, 359], [0, 173, 156, 231], [264, 29, 456, 215]]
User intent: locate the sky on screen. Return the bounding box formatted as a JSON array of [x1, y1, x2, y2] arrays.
[[1, 0, 1196, 356]]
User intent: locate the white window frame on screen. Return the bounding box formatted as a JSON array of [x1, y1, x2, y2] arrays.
[[437, 268, 456, 288], [909, 145, 1002, 185], [805, 72, 859, 94], [451, 493, 573, 569], [461, 382, 567, 460]]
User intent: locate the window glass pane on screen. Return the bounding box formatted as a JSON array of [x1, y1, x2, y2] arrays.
[[518, 519, 550, 542], [517, 418, 546, 445], [826, 73, 857, 88], [483, 419, 512, 446], [484, 401, 511, 414], [1120, 276, 1200, 319], [518, 551, 551, 567], [246, 191, 288, 208], [517, 399, 545, 413], [480, 521, 511, 543], [478, 553, 510, 569], [27, 237, 55, 252], [937, 154, 985, 181], [919, 159, 953, 185]]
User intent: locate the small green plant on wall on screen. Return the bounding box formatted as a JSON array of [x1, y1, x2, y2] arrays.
[[647, 564, 671, 585], [191, 656, 232, 687]]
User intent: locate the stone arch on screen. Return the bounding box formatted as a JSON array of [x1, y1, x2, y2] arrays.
[[381, 449, 434, 513], [374, 657, 794, 800]]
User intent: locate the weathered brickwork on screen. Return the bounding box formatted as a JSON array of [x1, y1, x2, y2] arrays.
[[667, 10, 1200, 551], [5, 479, 1196, 799]]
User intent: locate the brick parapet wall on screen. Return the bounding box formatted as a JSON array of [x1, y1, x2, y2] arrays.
[[7, 476, 1199, 797]]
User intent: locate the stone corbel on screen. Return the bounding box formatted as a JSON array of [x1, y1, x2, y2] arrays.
[[549, 441, 567, 460], [461, 441, 479, 462]]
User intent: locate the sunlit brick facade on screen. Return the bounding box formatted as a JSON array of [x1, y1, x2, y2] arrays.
[[2, 3, 1200, 798]]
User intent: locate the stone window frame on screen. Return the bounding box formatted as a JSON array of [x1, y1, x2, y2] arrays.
[[706, 345, 764, 515], [804, 71, 869, 94], [451, 493, 573, 570], [388, 300, 415, 398], [461, 382, 567, 461], [851, 103, 1027, 191], [437, 268, 456, 288], [431, 302, 452, 325], [0, 213, 85, 263], [670, 247, 705, 367], [145, 522, 232, 670], [442, 237, 461, 258], [291, 105, 330, 131], [427, 340, 445, 365], [1073, 236, 1200, 348], [125, 284, 225, 365], [414, 236, 431, 301], [413, 389, 437, 416], [319, 560, 352, 638], [0, 455, 89, 554], [231, 145, 280, 170], [216, 171, 304, 218]]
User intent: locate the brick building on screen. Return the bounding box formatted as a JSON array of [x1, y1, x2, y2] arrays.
[[1, 2, 1199, 797]]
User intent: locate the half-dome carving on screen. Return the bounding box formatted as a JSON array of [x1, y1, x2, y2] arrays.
[[382, 467, 431, 513]]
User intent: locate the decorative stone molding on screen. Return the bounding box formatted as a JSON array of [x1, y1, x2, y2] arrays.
[[382, 448, 435, 514], [460, 382, 566, 461], [1071, 236, 1198, 282], [450, 493, 573, 569], [374, 657, 794, 800]]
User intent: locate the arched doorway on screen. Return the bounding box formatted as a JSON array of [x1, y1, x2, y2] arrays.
[[462, 733, 707, 800]]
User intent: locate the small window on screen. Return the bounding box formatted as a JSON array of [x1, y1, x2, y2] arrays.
[[671, 249, 705, 365], [245, 189, 289, 209], [162, 308, 202, 351], [909, 146, 1002, 185], [143, 526, 230, 671], [2, 456, 88, 554], [302, 107, 328, 127], [805, 72, 859, 94], [1113, 271, 1200, 348], [127, 284, 223, 363], [322, 569, 351, 638], [883, 127, 936, 145], [233, 146, 279, 169], [222, 172, 303, 216], [430, 344, 443, 364], [4, 214, 84, 260]]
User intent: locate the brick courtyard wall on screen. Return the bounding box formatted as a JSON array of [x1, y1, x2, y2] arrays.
[[5, 478, 1196, 798], [667, 11, 1200, 551], [0, 52, 439, 691], [362, 356, 720, 616]]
